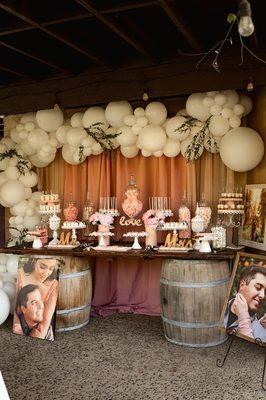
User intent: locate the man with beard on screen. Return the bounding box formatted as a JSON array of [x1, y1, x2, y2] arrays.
[[224, 265, 266, 342]]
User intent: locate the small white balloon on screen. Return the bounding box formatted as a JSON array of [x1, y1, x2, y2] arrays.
[[186, 93, 211, 122], [221, 107, 234, 119], [105, 101, 133, 128], [0, 172, 8, 187], [141, 149, 152, 157], [153, 150, 163, 157], [116, 126, 137, 146], [36, 108, 64, 131], [19, 130, 28, 140], [166, 116, 190, 141], [138, 125, 167, 152], [203, 97, 214, 107], [16, 123, 24, 132], [4, 166, 20, 181], [214, 94, 226, 106], [28, 128, 49, 150], [176, 108, 188, 117], [207, 91, 219, 97], [0, 180, 26, 207], [136, 116, 148, 127], [124, 115, 136, 126], [19, 171, 38, 188], [120, 145, 139, 158], [83, 147, 92, 157], [229, 116, 241, 128], [56, 125, 72, 144], [181, 137, 204, 160], [70, 112, 84, 128], [222, 90, 239, 108], [15, 215, 24, 225], [21, 112, 36, 124], [83, 106, 108, 130], [233, 104, 245, 116], [23, 215, 40, 230], [91, 142, 103, 155], [26, 208, 35, 217], [204, 134, 221, 153], [145, 102, 167, 125], [24, 187, 32, 200], [24, 122, 35, 131], [209, 116, 230, 137], [134, 107, 145, 117], [66, 127, 87, 147], [11, 200, 28, 216], [210, 104, 222, 116], [132, 125, 142, 135], [6, 255, 19, 275]]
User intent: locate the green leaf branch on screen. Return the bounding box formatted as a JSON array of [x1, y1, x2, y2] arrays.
[[84, 122, 120, 151], [0, 148, 31, 175]]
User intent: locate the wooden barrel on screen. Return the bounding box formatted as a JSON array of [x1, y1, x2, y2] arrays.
[[160, 259, 230, 347], [56, 256, 92, 332]]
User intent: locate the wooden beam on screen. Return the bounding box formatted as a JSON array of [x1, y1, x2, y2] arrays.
[[158, 0, 202, 51], [75, 0, 156, 61], [0, 65, 29, 77], [0, 1, 111, 68], [0, 41, 69, 73], [0, 55, 266, 114]]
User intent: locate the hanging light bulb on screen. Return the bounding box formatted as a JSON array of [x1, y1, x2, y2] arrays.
[[238, 0, 255, 37], [246, 78, 254, 91], [142, 91, 149, 102]]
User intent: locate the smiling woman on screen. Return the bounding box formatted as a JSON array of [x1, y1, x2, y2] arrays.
[[13, 256, 59, 341]]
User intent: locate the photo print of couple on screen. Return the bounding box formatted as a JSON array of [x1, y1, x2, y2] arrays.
[[13, 256, 59, 341]]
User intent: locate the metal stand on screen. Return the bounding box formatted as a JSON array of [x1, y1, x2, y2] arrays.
[[216, 329, 266, 390]]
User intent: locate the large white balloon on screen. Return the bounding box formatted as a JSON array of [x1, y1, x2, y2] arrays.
[[10, 200, 28, 216], [83, 107, 108, 130], [116, 126, 136, 146], [20, 139, 36, 156], [138, 125, 167, 152], [120, 145, 139, 158], [27, 128, 49, 150], [145, 102, 167, 125], [0, 180, 26, 207], [62, 144, 78, 165], [36, 108, 64, 131], [186, 93, 211, 122], [209, 116, 230, 137], [163, 138, 181, 157], [19, 171, 38, 188], [66, 127, 87, 147], [166, 116, 190, 141], [0, 289, 10, 324], [56, 125, 72, 144], [71, 112, 84, 128], [105, 101, 133, 128], [220, 127, 264, 172]]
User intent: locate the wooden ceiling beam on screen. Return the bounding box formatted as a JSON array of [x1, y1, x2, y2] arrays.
[[158, 0, 202, 51], [0, 1, 111, 68], [0, 41, 69, 73], [76, 0, 156, 61], [0, 65, 29, 78]]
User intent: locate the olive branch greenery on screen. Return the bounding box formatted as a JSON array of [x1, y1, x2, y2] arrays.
[[184, 117, 211, 161], [8, 226, 29, 246], [0, 148, 30, 175], [174, 116, 197, 136], [84, 122, 121, 152]]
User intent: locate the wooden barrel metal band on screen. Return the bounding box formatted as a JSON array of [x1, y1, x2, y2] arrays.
[[56, 303, 91, 315], [161, 316, 219, 329], [160, 277, 230, 288], [56, 319, 91, 332], [59, 270, 90, 279], [164, 335, 227, 348]]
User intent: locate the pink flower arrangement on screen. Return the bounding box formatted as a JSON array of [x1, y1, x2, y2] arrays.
[[89, 212, 114, 227], [142, 209, 165, 228]]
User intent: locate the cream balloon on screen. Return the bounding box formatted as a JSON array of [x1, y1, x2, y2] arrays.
[[222, 90, 239, 108], [66, 127, 87, 147], [56, 125, 72, 144], [220, 127, 264, 172], [229, 116, 241, 128], [186, 93, 211, 122], [239, 95, 253, 116], [163, 138, 181, 157], [209, 116, 230, 137], [19, 171, 38, 188], [120, 145, 139, 158], [166, 116, 190, 141], [0, 172, 7, 187], [141, 149, 152, 157], [10, 200, 28, 216], [21, 112, 36, 124], [81, 136, 95, 148], [136, 116, 148, 127], [6, 255, 19, 275], [24, 187, 33, 199], [176, 108, 188, 116], [5, 166, 20, 180], [91, 142, 104, 155], [83, 106, 108, 130], [20, 139, 36, 156], [0, 289, 10, 325], [210, 104, 222, 116], [221, 107, 234, 119], [10, 128, 22, 143], [8, 157, 18, 167], [214, 94, 226, 106], [153, 150, 163, 157], [15, 215, 24, 225], [124, 115, 136, 126], [27, 128, 49, 150], [36, 108, 64, 131], [233, 104, 245, 116], [138, 125, 167, 152], [16, 124, 24, 132], [105, 101, 133, 128], [203, 97, 214, 107], [24, 122, 35, 132], [23, 215, 40, 230], [145, 102, 167, 125], [70, 112, 84, 128], [29, 154, 52, 168], [62, 144, 78, 165], [134, 107, 145, 117], [132, 125, 142, 135], [0, 180, 26, 207], [116, 126, 137, 146]]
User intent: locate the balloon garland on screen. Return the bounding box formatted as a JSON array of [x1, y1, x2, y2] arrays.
[[0, 89, 264, 244]]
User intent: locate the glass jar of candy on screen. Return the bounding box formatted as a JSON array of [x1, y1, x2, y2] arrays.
[[63, 200, 79, 221]]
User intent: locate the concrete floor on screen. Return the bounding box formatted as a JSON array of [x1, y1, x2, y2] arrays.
[[0, 313, 265, 400]]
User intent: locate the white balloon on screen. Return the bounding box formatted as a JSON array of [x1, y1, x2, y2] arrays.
[[29, 154, 50, 167], [91, 142, 104, 155], [19, 171, 38, 188], [138, 125, 167, 152], [20, 139, 36, 156], [56, 125, 72, 144], [207, 91, 219, 97], [145, 102, 167, 125], [132, 125, 142, 135], [233, 104, 245, 116], [23, 215, 40, 230], [5, 166, 20, 180], [30, 191, 42, 202], [120, 145, 139, 158], [229, 116, 241, 128], [134, 107, 145, 117], [210, 104, 222, 116], [1, 137, 15, 149], [24, 122, 35, 131], [8, 157, 18, 167], [136, 116, 148, 127], [15, 215, 24, 225], [214, 94, 226, 106], [153, 150, 163, 157], [141, 149, 152, 157], [21, 112, 36, 124], [19, 130, 28, 140], [209, 116, 230, 137], [0, 159, 8, 171], [105, 101, 133, 128], [176, 108, 188, 116], [36, 108, 64, 131], [24, 187, 32, 199], [186, 93, 211, 122], [0, 180, 26, 207], [9, 217, 16, 225], [222, 90, 239, 108], [49, 138, 59, 148], [0, 143, 7, 152], [10, 128, 22, 143], [239, 95, 253, 116], [73, 151, 86, 165], [220, 127, 264, 171], [26, 208, 35, 217], [28, 198, 37, 208], [124, 115, 136, 126], [71, 112, 84, 128], [66, 127, 87, 147], [2, 282, 16, 314], [0, 272, 15, 284], [0, 289, 10, 325], [0, 172, 8, 187], [83, 147, 92, 157], [11, 200, 28, 216], [163, 139, 181, 157], [16, 124, 24, 132], [42, 144, 52, 153], [221, 107, 234, 119], [81, 136, 95, 148], [28, 128, 49, 150], [6, 255, 19, 275], [166, 116, 190, 141], [83, 107, 108, 130], [116, 126, 136, 146], [203, 97, 214, 107], [189, 124, 204, 138], [62, 144, 78, 165]]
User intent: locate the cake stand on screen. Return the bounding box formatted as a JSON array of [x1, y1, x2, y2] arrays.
[[217, 210, 244, 228], [123, 231, 148, 249], [157, 221, 188, 235], [62, 221, 86, 246], [89, 231, 114, 247]]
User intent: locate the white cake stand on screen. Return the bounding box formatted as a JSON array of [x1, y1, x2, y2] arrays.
[[123, 231, 148, 249], [157, 221, 188, 235], [62, 222, 86, 245], [89, 231, 114, 247]]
